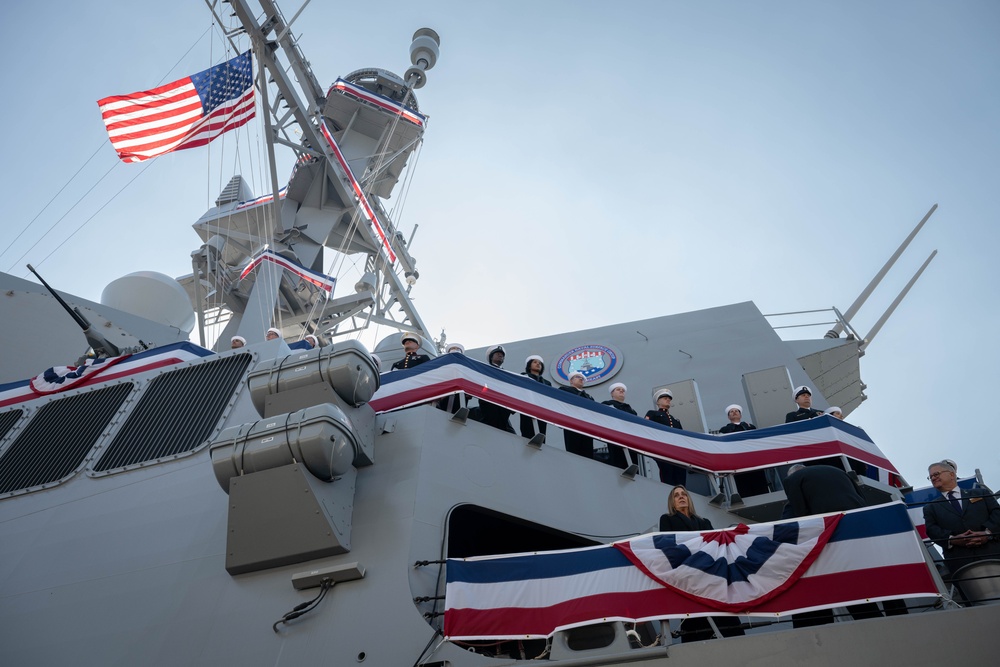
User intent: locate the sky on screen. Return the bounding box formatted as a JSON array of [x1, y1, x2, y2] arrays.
[[1, 1, 998, 488]]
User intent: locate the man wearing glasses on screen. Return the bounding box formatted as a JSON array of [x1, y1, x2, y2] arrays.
[[923, 460, 1000, 567]]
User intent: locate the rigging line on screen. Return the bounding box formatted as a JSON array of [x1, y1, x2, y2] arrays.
[[4, 23, 214, 273], [28, 161, 155, 271], [0, 142, 105, 266], [6, 157, 121, 274]]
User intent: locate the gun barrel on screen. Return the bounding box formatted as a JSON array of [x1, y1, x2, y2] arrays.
[[26, 264, 120, 357], [26, 264, 91, 330]]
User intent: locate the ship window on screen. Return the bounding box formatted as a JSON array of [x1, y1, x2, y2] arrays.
[[0, 384, 133, 495], [447, 505, 598, 559], [0, 409, 23, 443], [94, 354, 251, 472]]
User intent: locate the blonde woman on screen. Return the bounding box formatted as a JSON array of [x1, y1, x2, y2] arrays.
[[659, 485, 712, 532]]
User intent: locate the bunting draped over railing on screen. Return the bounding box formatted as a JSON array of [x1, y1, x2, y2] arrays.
[[318, 118, 397, 264], [239, 248, 336, 294], [328, 78, 426, 127], [443, 502, 937, 640], [0, 343, 214, 408], [370, 354, 900, 477]]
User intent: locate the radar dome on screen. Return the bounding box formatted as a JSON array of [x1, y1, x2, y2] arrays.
[[101, 271, 196, 334]]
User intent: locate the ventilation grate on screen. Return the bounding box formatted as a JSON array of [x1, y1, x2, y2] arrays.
[[0, 409, 24, 443], [94, 354, 251, 472], [0, 384, 133, 494]]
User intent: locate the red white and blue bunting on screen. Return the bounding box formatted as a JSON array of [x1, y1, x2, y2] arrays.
[[443, 503, 937, 639], [328, 78, 426, 127], [0, 342, 214, 408], [370, 354, 900, 476], [318, 118, 397, 264], [239, 248, 336, 294]]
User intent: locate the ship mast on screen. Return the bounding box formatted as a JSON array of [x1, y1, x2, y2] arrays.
[[192, 0, 439, 346]]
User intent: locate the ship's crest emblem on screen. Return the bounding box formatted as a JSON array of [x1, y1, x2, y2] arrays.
[[552, 344, 622, 386]]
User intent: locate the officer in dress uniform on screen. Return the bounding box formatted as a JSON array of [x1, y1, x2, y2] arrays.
[[391, 332, 431, 371], [645, 389, 682, 429], [784, 386, 824, 422], [645, 389, 685, 484], [559, 371, 595, 458], [601, 382, 635, 469]]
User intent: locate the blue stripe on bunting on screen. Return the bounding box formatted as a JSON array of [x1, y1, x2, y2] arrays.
[[447, 544, 631, 584]]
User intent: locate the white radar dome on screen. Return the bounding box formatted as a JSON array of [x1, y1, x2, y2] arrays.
[[101, 271, 196, 334]]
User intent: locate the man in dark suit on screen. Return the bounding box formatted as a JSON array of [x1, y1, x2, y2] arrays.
[[923, 460, 1000, 567], [785, 386, 824, 423], [783, 463, 866, 516], [783, 463, 886, 626]]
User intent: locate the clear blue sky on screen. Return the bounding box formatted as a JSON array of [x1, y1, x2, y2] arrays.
[[2, 1, 998, 488]]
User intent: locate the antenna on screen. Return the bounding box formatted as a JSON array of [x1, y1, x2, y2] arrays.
[[861, 249, 937, 351], [827, 204, 937, 338]]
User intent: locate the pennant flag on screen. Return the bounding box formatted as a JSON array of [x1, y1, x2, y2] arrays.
[[239, 249, 336, 294], [444, 503, 938, 640], [369, 353, 901, 476], [98, 51, 255, 163], [1, 343, 214, 408], [328, 78, 426, 127], [318, 118, 397, 264]]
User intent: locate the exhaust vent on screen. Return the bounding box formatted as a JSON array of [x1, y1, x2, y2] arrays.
[[0, 384, 133, 495], [94, 354, 251, 472]]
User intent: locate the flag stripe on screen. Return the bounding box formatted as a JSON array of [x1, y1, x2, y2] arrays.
[[97, 51, 255, 163]]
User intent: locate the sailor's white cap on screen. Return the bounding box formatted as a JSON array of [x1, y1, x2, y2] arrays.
[[231, 335, 246, 345], [525, 354, 544, 365], [609, 382, 627, 394], [655, 389, 674, 400], [568, 370, 586, 382], [305, 334, 319, 346], [445, 343, 465, 354], [266, 327, 281, 338], [794, 385, 812, 398], [725, 404, 743, 416], [401, 332, 420, 345], [825, 406, 842, 415], [487, 345, 505, 359]]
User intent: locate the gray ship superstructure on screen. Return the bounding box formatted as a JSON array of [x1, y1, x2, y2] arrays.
[[1, 1, 997, 665]]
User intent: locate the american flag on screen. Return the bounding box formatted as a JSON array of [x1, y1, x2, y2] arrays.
[[97, 51, 255, 163]]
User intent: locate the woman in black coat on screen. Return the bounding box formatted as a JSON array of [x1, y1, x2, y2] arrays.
[[659, 485, 713, 531], [658, 485, 745, 641]]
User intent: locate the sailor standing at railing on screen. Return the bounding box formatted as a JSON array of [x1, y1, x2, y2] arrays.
[[600, 383, 635, 469], [784, 386, 824, 422], [645, 390, 685, 484], [475, 345, 515, 433], [559, 371, 595, 459], [520, 355, 551, 443], [719, 404, 756, 433]]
